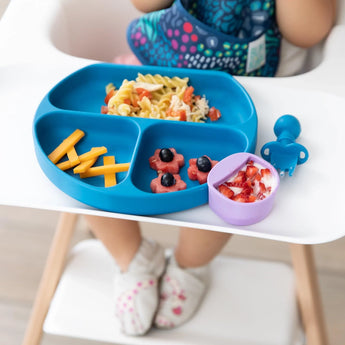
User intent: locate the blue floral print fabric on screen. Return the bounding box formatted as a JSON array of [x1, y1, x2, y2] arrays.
[[127, 0, 281, 76]]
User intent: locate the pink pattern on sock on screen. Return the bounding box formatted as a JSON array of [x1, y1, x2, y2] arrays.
[[115, 278, 157, 332]]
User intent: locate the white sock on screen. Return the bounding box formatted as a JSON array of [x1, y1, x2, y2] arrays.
[[154, 254, 209, 329], [113, 239, 165, 336]]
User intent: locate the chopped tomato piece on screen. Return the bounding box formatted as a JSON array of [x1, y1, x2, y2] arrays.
[[104, 89, 115, 104], [166, 108, 186, 121], [208, 106, 221, 121], [132, 95, 139, 107], [101, 105, 108, 114], [136, 88, 152, 100], [123, 98, 131, 105], [178, 110, 187, 121], [183, 86, 194, 107]]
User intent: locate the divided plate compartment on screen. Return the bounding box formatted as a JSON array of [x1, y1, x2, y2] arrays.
[[33, 63, 257, 215]]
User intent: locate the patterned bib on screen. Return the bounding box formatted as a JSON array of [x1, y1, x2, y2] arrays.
[[127, 0, 281, 76]]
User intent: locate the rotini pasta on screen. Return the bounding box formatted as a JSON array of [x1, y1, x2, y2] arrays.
[[101, 73, 221, 123]]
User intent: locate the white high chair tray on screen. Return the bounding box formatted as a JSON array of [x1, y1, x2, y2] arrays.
[[0, 0, 345, 244]]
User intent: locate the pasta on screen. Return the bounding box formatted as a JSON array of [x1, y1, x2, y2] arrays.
[[101, 73, 221, 123]]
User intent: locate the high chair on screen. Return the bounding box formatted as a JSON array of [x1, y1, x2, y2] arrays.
[[0, 0, 344, 345]]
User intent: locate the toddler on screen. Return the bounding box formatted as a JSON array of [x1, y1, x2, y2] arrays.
[[86, 0, 336, 336]]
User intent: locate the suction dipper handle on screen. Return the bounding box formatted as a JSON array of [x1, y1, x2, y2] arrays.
[[274, 114, 301, 143], [261, 114, 309, 176]]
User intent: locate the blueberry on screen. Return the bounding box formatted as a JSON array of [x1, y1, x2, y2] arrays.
[[159, 148, 174, 162], [161, 172, 176, 187], [197, 156, 212, 172]]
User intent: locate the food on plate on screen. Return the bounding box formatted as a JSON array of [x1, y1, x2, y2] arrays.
[[57, 146, 107, 171], [149, 148, 185, 174], [150, 172, 187, 193], [101, 73, 221, 123], [48, 129, 85, 164], [187, 155, 218, 184], [218, 160, 274, 203], [103, 156, 117, 187], [79, 162, 130, 178], [48, 129, 128, 187]]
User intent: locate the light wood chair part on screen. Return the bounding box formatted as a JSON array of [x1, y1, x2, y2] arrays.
[[22, 212, 329, 345]]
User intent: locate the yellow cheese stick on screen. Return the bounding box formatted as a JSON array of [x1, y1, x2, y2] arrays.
[[73, 157, 97, 174], [57, 147, 107, 171], [48, 129, 85, 164], [56, 160, 74, 171], [67, 147, 80, 166], [72, 147, 107, 173], [78, 146, 107, 163], [80, 163, 130, 178], [103, 156, 117, 187]]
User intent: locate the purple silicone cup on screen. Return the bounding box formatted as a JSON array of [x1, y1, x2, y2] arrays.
[[207, 152, 280, 226]]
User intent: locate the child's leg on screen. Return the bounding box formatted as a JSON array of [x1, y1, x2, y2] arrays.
[[85, 215, 165, 336], [155, 228, 232, 329], [85, 215, 142, 271], [175, 227, 232, 268]]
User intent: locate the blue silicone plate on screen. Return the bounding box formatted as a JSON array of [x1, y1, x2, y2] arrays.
[[33, 63, 257, 215]]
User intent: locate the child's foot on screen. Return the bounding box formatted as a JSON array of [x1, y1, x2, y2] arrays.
[[113, 238, 165, 336], [154, 254, 209, 329]]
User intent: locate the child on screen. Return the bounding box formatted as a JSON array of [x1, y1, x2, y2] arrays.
[[86, 0, 336, 336]]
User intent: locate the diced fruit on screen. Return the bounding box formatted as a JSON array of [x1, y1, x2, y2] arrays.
[[261, 168, 271, 177], [150, 173, 187, 193], [187, 156, 218, 184], [218, 184, 234, 199], [218, 160, 274, 203], [246, 165, 259, 178], [149, 148, 185, 174]]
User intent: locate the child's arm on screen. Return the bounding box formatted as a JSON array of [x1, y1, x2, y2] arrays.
[[276, 0, 337, 48], [130, 0, 174, 13]]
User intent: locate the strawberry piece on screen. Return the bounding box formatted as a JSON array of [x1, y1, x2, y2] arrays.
[[218, 184, 234, 199], [241, 185, 253, 196], [259, 182, 267, 193], [232, 170, 246, 186], [246, 165, 259, 179], [261, 168, 271, 177], [257, 192, 266, 200], [247, 195, 257, 203], [232, 193, 247, 203]]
